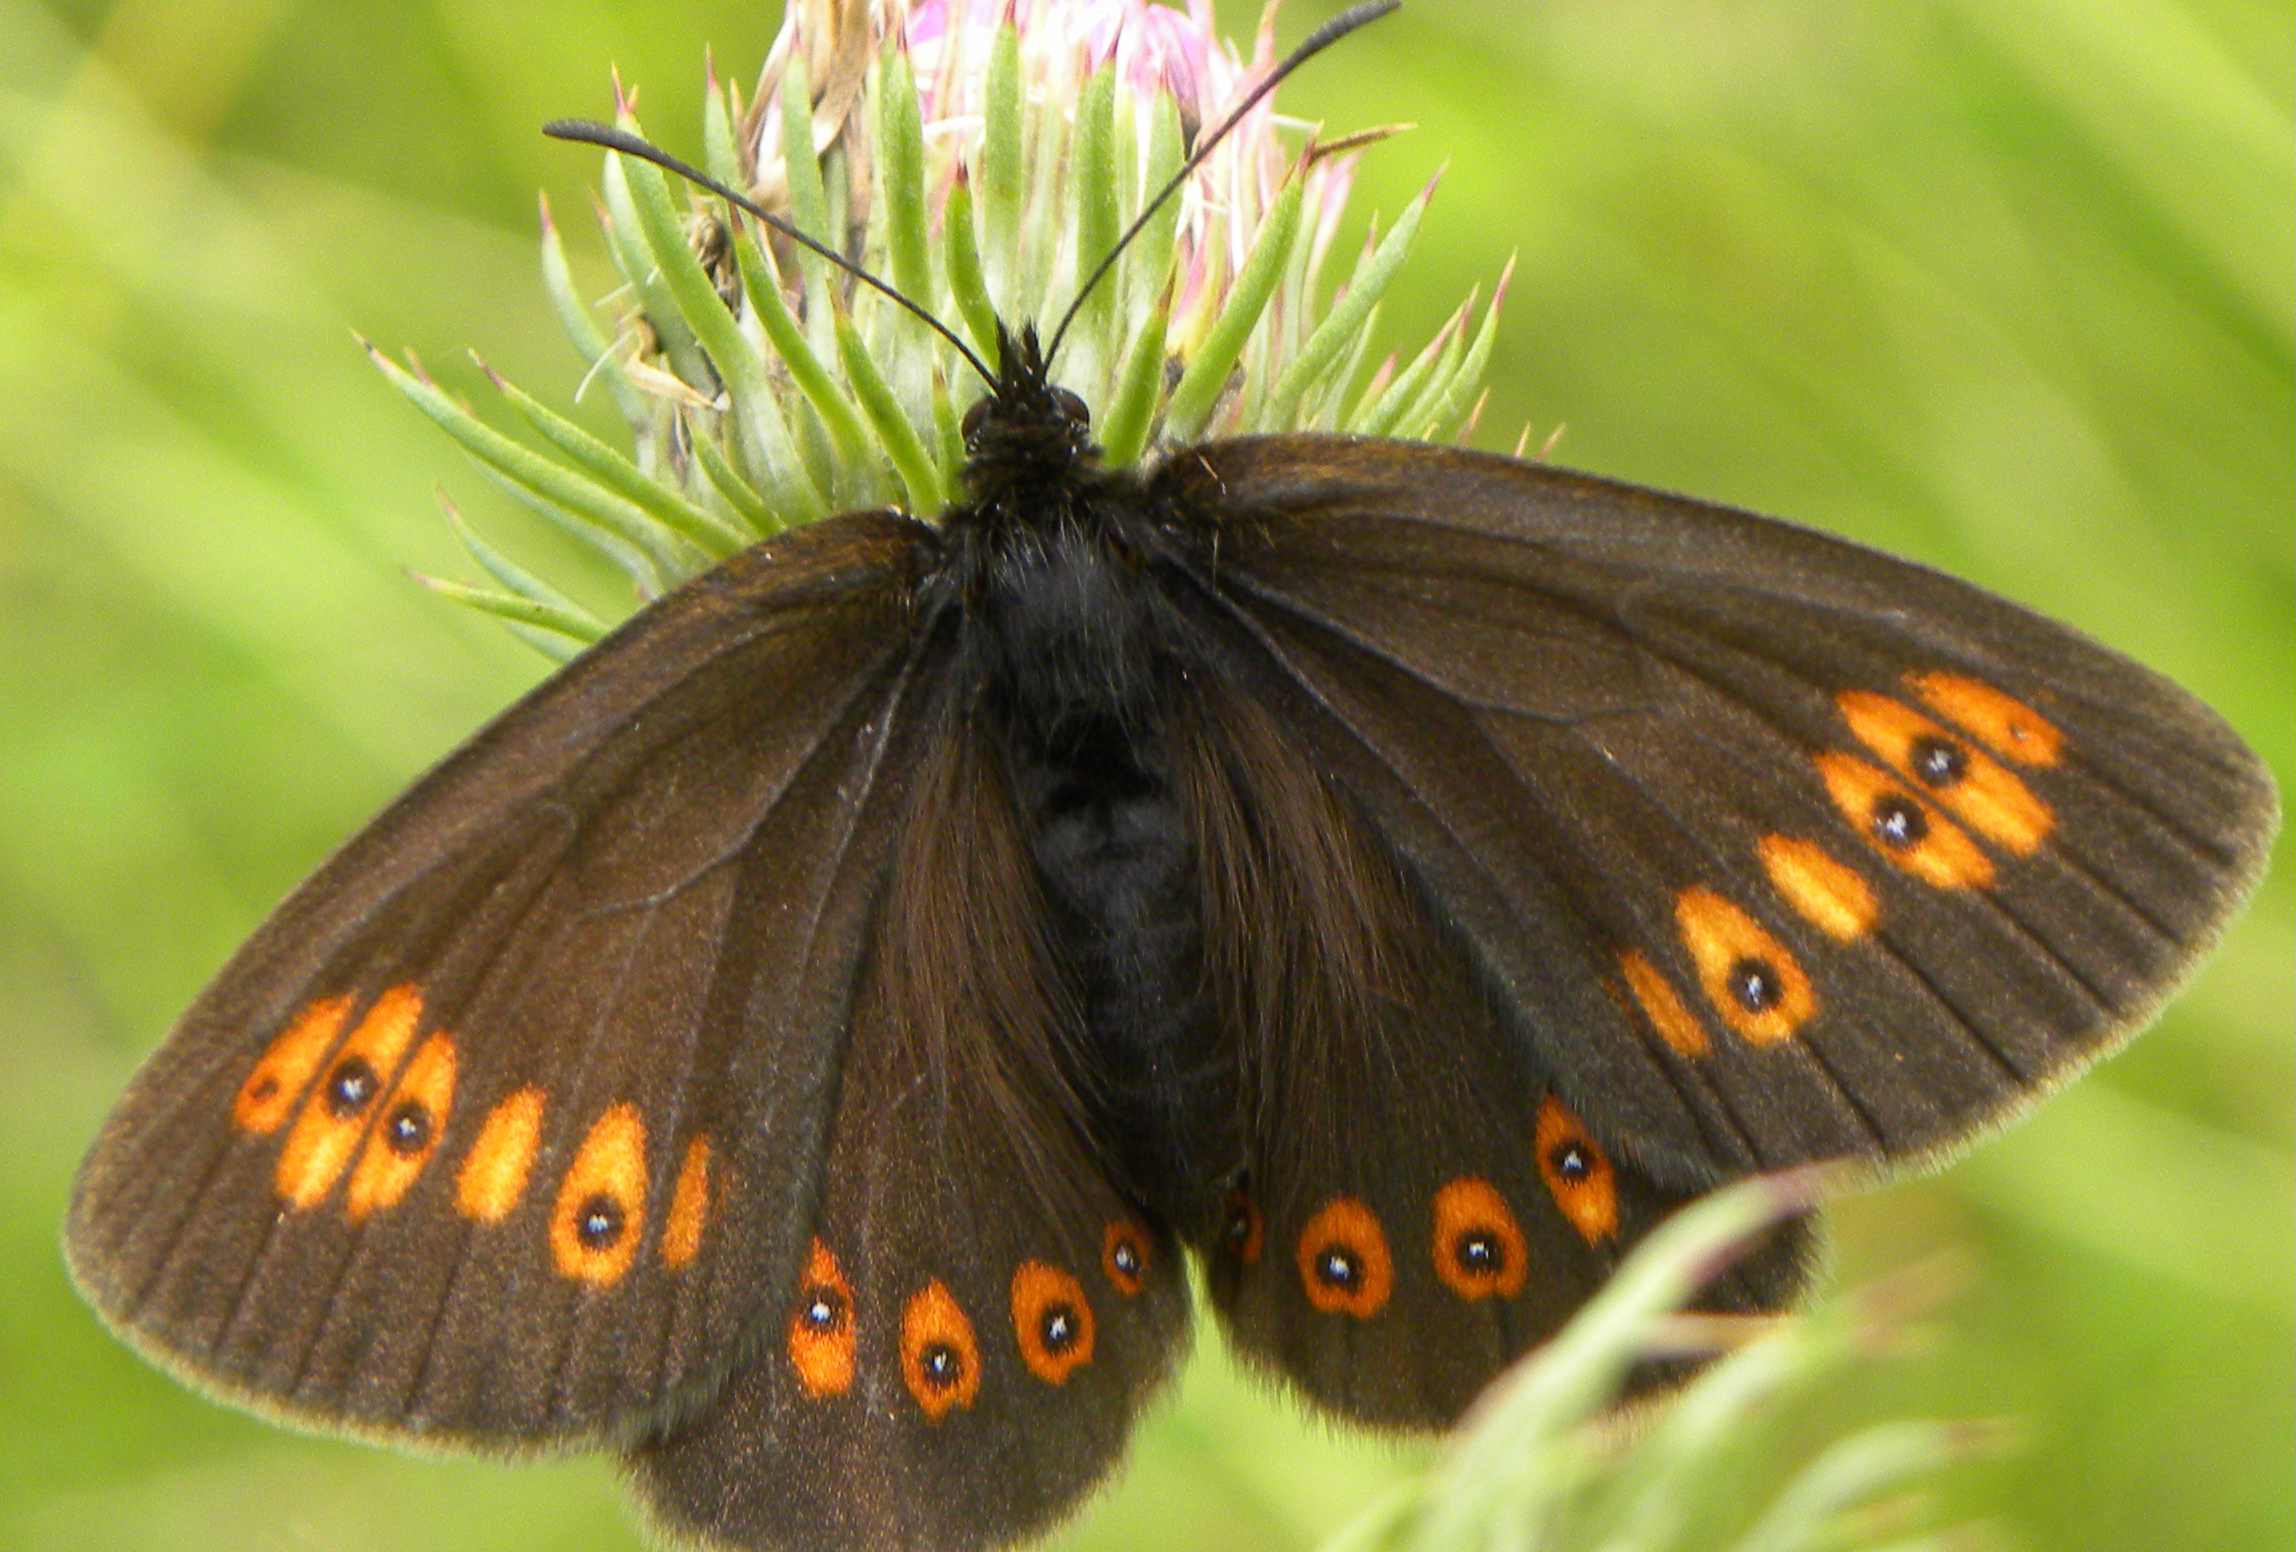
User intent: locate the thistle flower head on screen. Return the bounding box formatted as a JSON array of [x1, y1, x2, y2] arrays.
[[379, 0, 1500, 653]]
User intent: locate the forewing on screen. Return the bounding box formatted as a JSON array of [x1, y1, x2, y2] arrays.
[[1161, 436, 2275, 1188], [630, 689, 1191, 1552], [66, 512, 938, 1447]]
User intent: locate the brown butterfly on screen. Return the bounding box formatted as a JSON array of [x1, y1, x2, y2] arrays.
[[64, 4, 2276, 1549]]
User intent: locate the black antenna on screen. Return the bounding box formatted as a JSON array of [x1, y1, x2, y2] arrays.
[[543, 118, 998, 389], [1043, 0, 1402, 367]]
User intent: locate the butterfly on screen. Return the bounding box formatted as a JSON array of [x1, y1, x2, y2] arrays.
[[64, 4, 2276, 1550]]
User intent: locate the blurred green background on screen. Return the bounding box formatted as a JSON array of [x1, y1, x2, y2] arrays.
[[2, 0, 2286, 1548]]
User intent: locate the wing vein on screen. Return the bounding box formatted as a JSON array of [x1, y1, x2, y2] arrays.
[[1261, 502, 2240, 869], [1175, 567, 1761, 1172]]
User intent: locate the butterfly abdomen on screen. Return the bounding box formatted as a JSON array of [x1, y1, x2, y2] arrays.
[[953, 499, 1245, 1236], [1016, 715, 1242, 1238]]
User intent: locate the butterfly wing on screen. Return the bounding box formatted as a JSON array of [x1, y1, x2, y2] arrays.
[[1168, 672, 1813, 1430], [65, 511, 942, 1447], [1162, 435, 2275, 1192], [629, 685, 1192, 1552]]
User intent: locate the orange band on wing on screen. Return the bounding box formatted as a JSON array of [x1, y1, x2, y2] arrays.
[[274, 984, 425, 1210], [1905, 671, 2063, 767], [1815, 752, 1995, 890], [1537, 1096, 1619, 1245], [901, 1280, 982, 1420], [1431, 1178, 1529, 1300], [1674, 887, 1816, 1046], [662, 1135, 711, 1270], [346, 1031, 457, 1221], [1296, 1196, 1394, 1318], [1617, 948, 1710, 1058], [455, 1087, 545, 1224], [1758, 835, 1878, 942], [788, 1238, 857, 1399], [549, 1103, 648, 1286], [1010, 1261, 1096, 1385], [1837, 690, 2054, 856], [1101, 1221, 1151, 1296], [234, 995, 352, 1135]]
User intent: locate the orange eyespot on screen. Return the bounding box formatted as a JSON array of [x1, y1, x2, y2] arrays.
[[1537, 1096, 1618, 1245], [1296, 1197, 1394, 1318], [1616, 949, 1710, 1058], [1837, 691, 2054, 857], [549, 1103, 648, 1287], [1102, 1221, 1150, 1296], [662, 1135, 712, 1270], [1431, 1178, 1529, 1300], [455, 1087, 545, 1223], [1222, 1191, 1265, 1266], [234, 995, 352, 1135], [788, 1237, 856, 1399], [1814, 753, 1995, 890], [901, 1280, 982, 1420], [1010, 1261, 1096, 1384], [345, 1032, 457, 1221], [274, 984, 425, 1210], [1674, 888, 1816, 1046], [1758, 835, 1878, 942], [1905, 671, 2063, 767]]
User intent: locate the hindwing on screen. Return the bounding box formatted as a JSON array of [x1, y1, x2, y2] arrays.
[[631, 687, 1191, 1551], [1168, 666, 1812, 1430]]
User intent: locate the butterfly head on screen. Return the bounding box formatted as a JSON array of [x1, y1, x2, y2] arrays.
[[958, 323, 1097, 510]]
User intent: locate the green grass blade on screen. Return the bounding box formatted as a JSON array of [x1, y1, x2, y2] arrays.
[[410, 571, 605, 643], [479, 356, 746, 556], [1312, 298, 1384, 431], [1267, 180, 1433, 426], [614, 139, 830, 527], [776, 49, 837, 345], [730, 220, 873, 498], [472, 462, 671, 596], [1122, 95, 1187, 330], [1724, 1421, 2014, 1552], [509, 626, 584, 663], [598, 152, 709, 389], [1065, 64, 1121, 391], [942, 173, 1000, 366], [364, 338, 691, 582], [1163, 177, 1305, 445], [875, 42, 933, 307], [836, 306, 942, 514], [538, 192, 646, 426], [979, 23, 1024, 314], [702, 54, 742, 188], [1098, 287, 1171, 469], [1401, 261, 1509, 441], [436, 493, 606, 633], [685, 413, 778, 535], [1582, 1332, 1818, 1552], [1353, 298, 1462, 438], [931, 368, 965, 490], [1407, 1173, 1830, 1551]]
